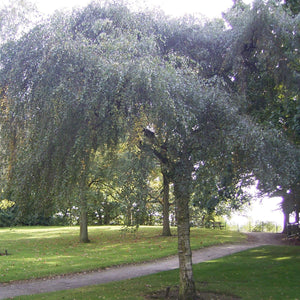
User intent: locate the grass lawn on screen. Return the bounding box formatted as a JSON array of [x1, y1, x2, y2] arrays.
[[0, 225, 245, 282], [193, 245, 300, 299], [15, 245, 300, 300]]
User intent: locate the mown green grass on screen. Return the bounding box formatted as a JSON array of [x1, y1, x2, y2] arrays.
[[194, 245, 300, 299], [15, 245, 300, 300], [0, 226, 245, 283]]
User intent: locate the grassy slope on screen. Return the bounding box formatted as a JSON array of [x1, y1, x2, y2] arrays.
[[0, 226, 245, 282], [15, 245, 300, 300]]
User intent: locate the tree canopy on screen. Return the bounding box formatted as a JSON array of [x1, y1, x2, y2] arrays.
[[0, 1, 299, 298]]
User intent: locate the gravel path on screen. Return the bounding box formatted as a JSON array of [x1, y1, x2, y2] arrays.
[[0, 232, 288, 299]]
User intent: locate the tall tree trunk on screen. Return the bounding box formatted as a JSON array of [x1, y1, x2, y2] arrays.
[[173, 162, 196, 300], [281, 196, 291, 233], [294, 195, 299, 223], [79, 187, 90, 243], [282, 208, 289, 234], [162, 169, 171, 236], [295, 206, 299, 224], [294, 183, 300, 223]]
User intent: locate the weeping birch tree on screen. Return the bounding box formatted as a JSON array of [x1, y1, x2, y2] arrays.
[[0, 1, 299, 299], [0, 4, 161, 237]]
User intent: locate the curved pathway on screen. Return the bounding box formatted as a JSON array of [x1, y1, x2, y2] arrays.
[[0, 232, 287, 299]]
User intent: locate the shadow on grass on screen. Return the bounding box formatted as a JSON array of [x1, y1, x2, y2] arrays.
[[146, 245, 300, 300]]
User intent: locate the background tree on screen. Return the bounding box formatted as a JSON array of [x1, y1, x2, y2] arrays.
[[157, 0, 299, 222], [140, 128, 174, 236], [191, 154, 253, 225], [90, 144, 155, 226], [222, 0, 299, 226]]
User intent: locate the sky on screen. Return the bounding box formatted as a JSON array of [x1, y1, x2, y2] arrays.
[[31, 0, 253, 18], [227, 196, 284, 229], [226, 182, 284, 229]]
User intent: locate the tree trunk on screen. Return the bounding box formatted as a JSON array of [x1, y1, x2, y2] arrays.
[[282, 208, 289, 234], [162, 169, 172, 236], [104, 203, 111, 225], [79, 189, 90, 243], [295, 203, 299, 224], [173, 162, 196, 300]]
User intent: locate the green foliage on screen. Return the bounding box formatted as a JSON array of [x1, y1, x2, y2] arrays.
[[219, 1, 300, 215], [0, 2, 162, 219], [0, 199, 14, 209], [223, 0, 300, 144], [251, 221, 281, 232], [0, 199, 16, 227], [0, 0, 297, 235], [86, 143, 157, 226], [284, 0, 300, 15]]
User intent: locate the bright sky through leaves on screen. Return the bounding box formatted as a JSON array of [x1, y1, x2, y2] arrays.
[[29, 0, 253, 18]]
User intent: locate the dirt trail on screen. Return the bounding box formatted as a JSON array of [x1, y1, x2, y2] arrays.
[[0, 232, 288, 299]]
